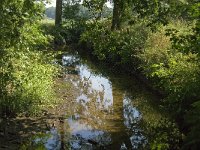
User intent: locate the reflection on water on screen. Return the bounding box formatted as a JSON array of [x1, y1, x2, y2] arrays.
[[31, 128, 61, 150], [30, 51, 175, 149], [62, 52, 148, 149], [123, 96, 141, 128], [44, 129, 61, 150], [68, 116, 112, 149]]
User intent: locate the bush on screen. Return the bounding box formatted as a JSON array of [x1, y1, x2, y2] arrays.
[[79, 18, 200, 149], [0, 21, 58, 117], [183, 101, 200, 150], [136, 20, 200, 148], [62, 20, 87, 44], [138, 21, 200, 110], [80, 20, 150, 67], [146, 118, 181, 150]]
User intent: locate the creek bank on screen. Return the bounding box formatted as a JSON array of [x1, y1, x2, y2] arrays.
[[0, 48, 182, 149], [71, 43, 166, 100], [0, 78, 77, 149], [59, 48, 181, 149]]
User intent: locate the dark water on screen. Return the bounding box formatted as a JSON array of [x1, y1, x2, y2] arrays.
[[28, 50, 179, 150]]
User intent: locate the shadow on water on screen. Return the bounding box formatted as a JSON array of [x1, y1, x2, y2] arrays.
[[0, 112, 64, 150], [0, 49, 181, 149], [53, 50, 179, 149]]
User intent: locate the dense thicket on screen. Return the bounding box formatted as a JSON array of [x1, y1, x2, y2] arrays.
[[60, 0, 200, 149], [0, 0, 58, 116]]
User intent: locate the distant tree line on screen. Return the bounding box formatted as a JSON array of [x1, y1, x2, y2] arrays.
[[45, 6, 56, 19]]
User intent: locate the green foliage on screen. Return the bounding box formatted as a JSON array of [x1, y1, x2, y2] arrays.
[[165, 3, 200, 54], [40, 19, 55, 37], [146, 118, 181, 150], [62, 20, 86, 43], [62, 0, 112, 21], [0, 0, 45, 48], [0, 0, 58, 116], [83, 0, 108, 19], [0, 48, 58, 116], [80, 18, 200, 148], [130, 0, 189, 26], [81, 20, 150, 65], [137, 20, 200, 148], [81, 19, 199, 115], [63, 0, 81, 20], [183, 101, 200, 150], [61, 1, 113, 44], [62, 1, 90, 43], [138, 21, 200, 108], [64, 0, 199, 148]]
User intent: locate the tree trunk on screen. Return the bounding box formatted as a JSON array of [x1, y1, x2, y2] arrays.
[[111, 0, 121, 30], [55, 0, 62, 26]]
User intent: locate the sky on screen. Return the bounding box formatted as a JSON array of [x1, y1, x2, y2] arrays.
[[46, 0, 112, 8], [46, 0, 56, 7]]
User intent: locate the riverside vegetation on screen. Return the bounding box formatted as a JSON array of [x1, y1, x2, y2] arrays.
[[59, 0, 200, 149], [0, 0, 59, 117], [0, 0, 200, 149]]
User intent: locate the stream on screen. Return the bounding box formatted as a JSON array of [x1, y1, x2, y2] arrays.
[[26, 50, 179, 150]]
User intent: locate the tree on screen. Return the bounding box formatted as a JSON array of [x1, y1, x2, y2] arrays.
[[0, 0, 57, 116], [111, 0, 121, 30], [55, 0, 62, 26], [83, 0, 108, 20], [63, 0, 80, 21]]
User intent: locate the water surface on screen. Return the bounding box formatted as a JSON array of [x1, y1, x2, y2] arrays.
[[29, 50, 178, 149]]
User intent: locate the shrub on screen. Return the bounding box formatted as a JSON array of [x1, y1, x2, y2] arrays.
[[183, 100, 200, 150], [80, 20, 150, 67], [62, 20, 87, 43], [146, 118, 181, 150], [80, 19, 200, 148], [0, 22, 58, 117], [138, 21, 200, 110]]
